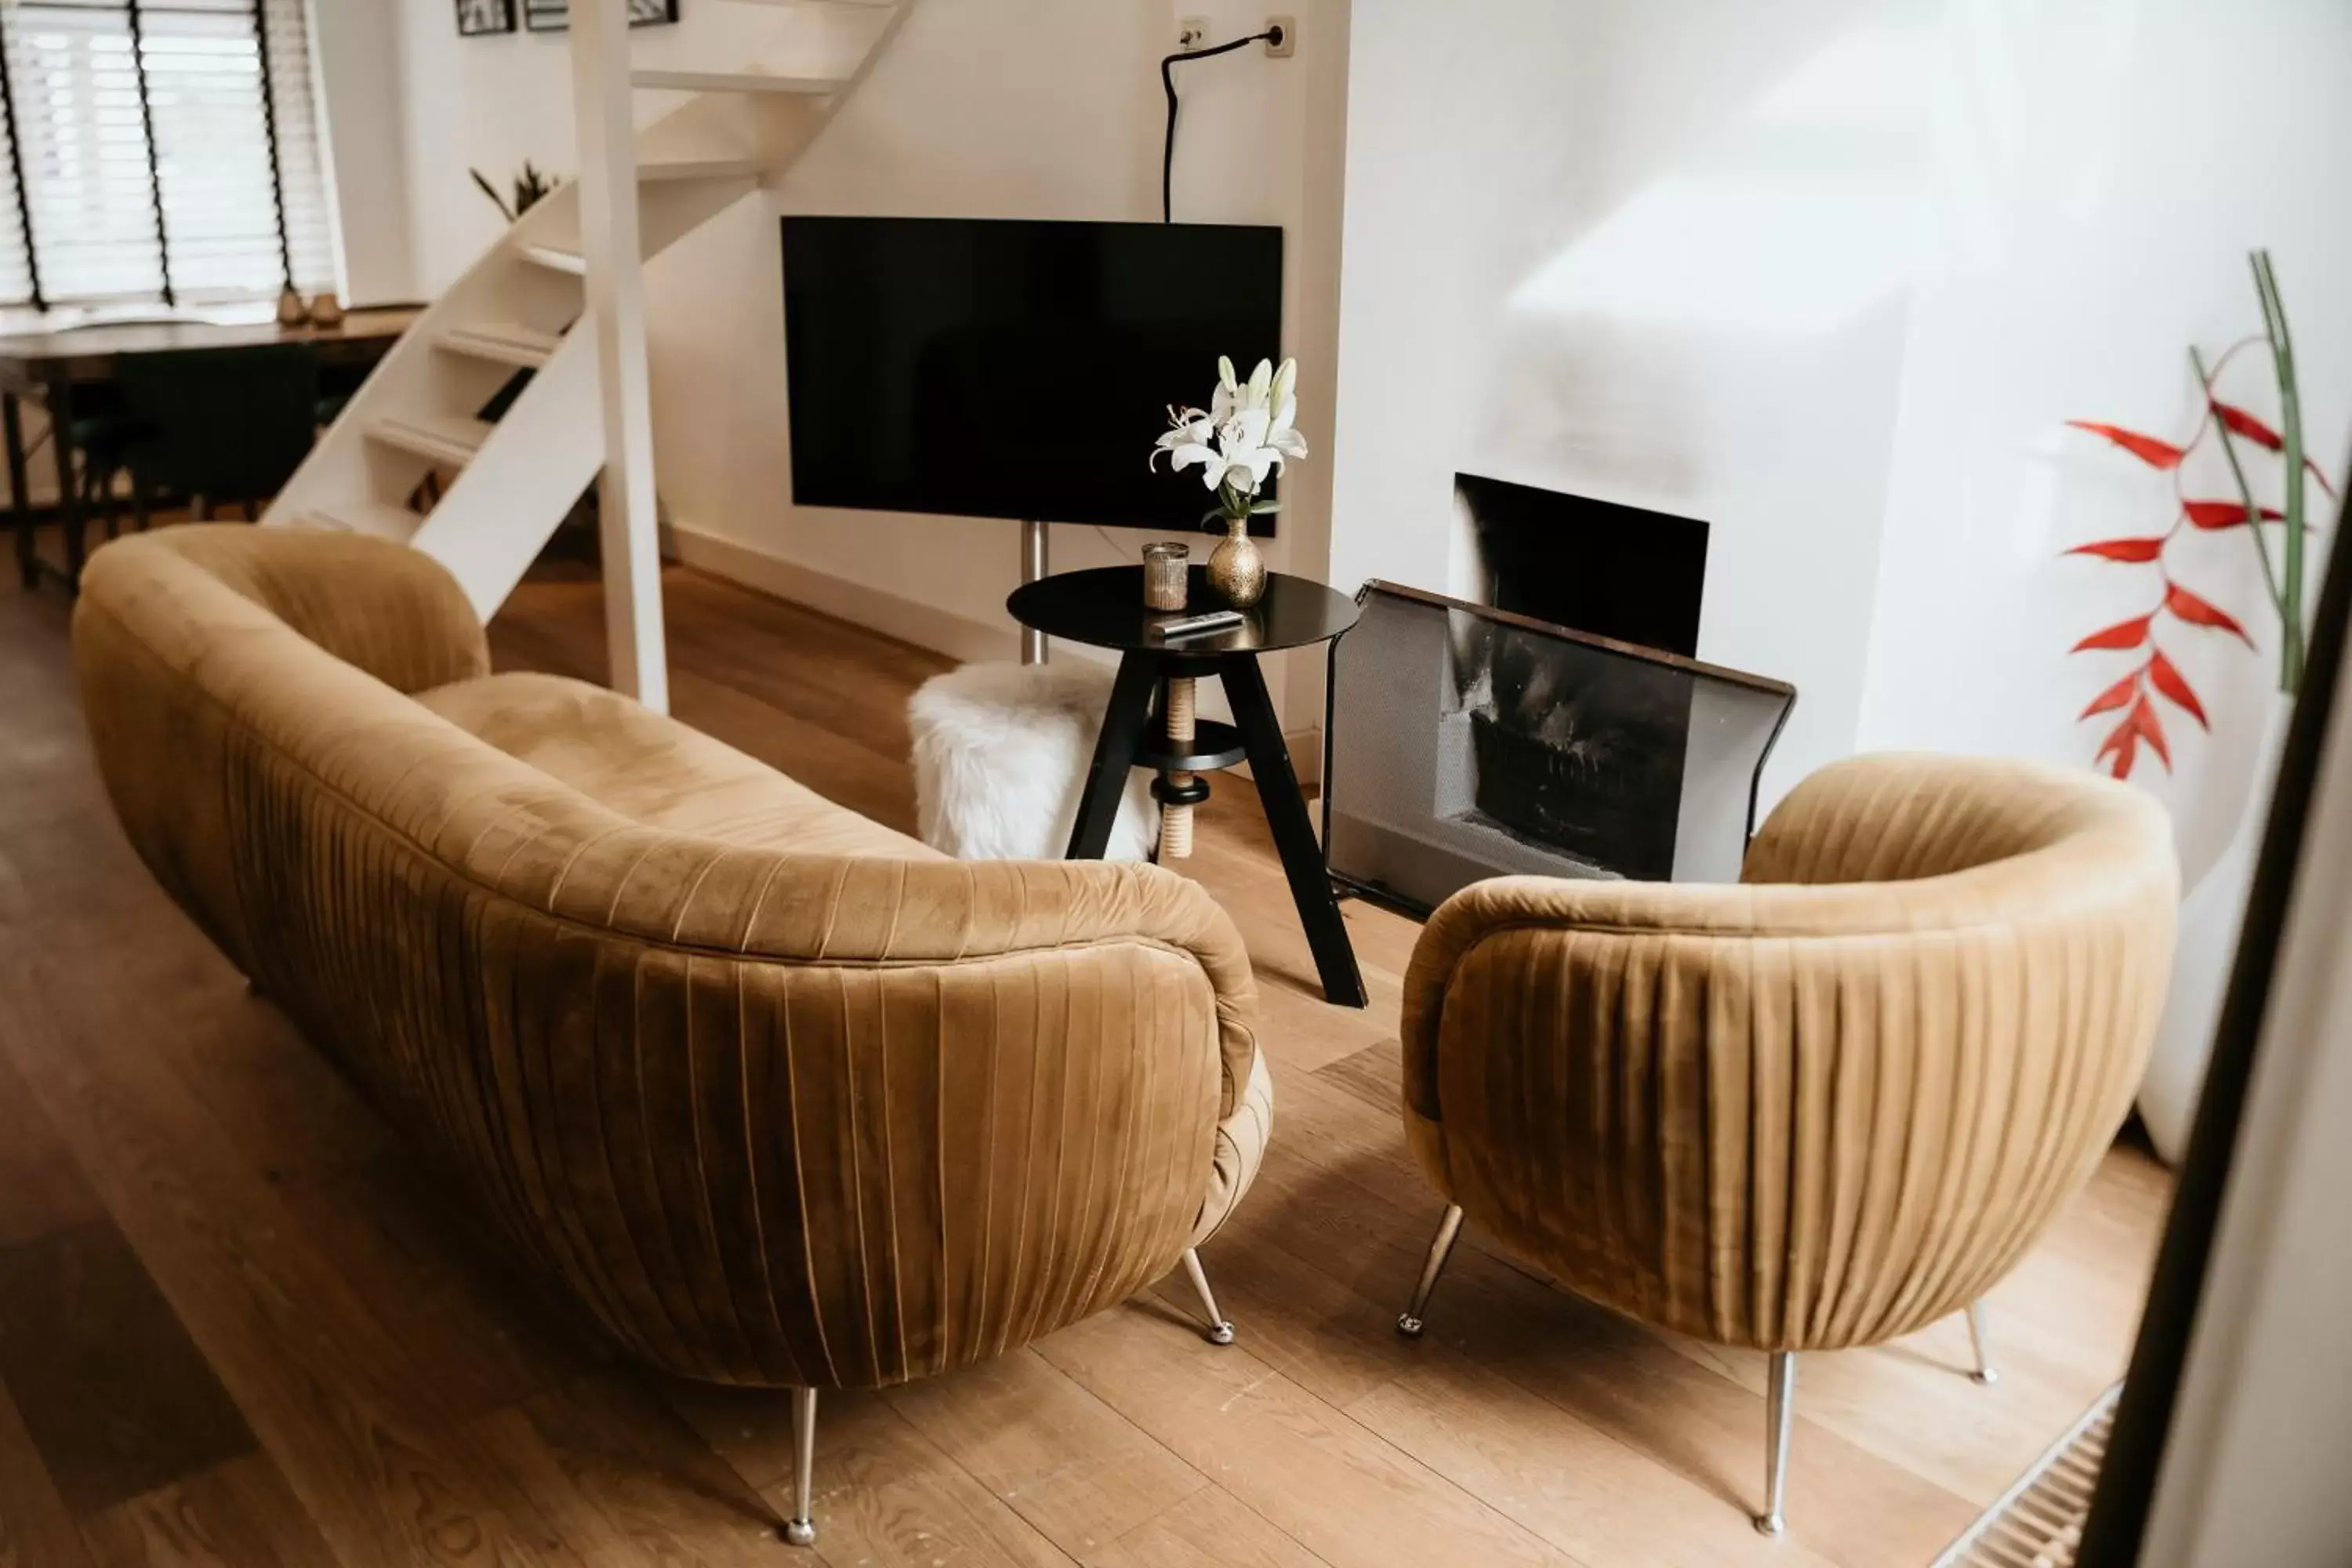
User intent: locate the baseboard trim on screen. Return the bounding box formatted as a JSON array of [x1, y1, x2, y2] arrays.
[[662, 521, 1017, 665]]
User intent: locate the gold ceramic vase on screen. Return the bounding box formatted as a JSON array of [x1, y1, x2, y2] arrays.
[[1207, 515, 1266, 608]]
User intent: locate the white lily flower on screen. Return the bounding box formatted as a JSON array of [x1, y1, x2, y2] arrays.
[[1150, 406, 1214, 471], [1263, 360, 1306, 461], [1214, 407, 1281, 495], [1152, 355, 1312, 517]]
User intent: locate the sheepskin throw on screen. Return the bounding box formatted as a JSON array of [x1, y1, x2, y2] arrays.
[[909, 662, 1160, 862]]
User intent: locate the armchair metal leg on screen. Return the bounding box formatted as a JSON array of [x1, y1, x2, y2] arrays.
[[1755, 1351, 1796, 1537], [1180, 1248, 1236, 1345], [782, 1388, 818, 1546], [1965, 1300, 1998, 1386], [1396, 1204, 1465, 1338]]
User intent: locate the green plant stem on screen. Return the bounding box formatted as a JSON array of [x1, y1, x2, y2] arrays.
[[2192, 343, 2284, 626], [2254, 250, 2307, 693]]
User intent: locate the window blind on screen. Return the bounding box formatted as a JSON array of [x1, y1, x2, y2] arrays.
[[0, 0, 335, 312]]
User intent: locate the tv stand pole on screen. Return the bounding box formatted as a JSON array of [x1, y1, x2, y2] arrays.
[[1021, 521, 1050, 665]]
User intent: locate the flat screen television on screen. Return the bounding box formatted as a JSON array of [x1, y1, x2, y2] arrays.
[[780, 216, 1285, 533]]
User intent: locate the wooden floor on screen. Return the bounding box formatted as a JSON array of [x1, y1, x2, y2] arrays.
[[0, 550, 2175, 1568]]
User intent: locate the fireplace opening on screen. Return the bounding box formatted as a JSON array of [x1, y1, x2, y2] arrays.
[[1450, 474, 1714, 880], [1453, 472, 1709, 656]]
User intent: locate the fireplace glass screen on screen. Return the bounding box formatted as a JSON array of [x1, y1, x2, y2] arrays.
[[1324, 583, 1795, 915]]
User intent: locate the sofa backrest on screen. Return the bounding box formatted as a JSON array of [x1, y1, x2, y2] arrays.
[[71, 526, 1265, 1389]]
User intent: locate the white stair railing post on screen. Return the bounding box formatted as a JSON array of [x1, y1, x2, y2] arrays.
[[570, 0, 670, 712]]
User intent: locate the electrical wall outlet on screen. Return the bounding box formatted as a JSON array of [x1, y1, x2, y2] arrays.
[[1178, 16, 1210, 49], [1264, 15, 1296, 55]]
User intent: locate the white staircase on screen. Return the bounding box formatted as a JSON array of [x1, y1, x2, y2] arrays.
[[261, 0, 913, 624]]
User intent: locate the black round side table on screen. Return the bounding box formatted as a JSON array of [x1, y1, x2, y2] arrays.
[[1007, 564, 1367, 1008]]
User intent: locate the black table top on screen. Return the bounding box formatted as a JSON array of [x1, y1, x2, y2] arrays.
[[1007, 566, 1360, 657]]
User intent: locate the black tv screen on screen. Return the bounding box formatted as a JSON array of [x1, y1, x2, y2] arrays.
[[781, 216, 1284, 532]]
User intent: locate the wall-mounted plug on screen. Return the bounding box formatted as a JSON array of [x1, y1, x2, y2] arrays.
[[1177, 16, 1210, 49], [1263, 16, 1295, 55]]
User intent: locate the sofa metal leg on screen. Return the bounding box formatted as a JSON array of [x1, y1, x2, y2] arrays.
[[1396, 1204, 1465, 1338], [1755, 1351, 1796, 1537], [1965, 1300, 1998, 1386], [782, 1387, 818, 1546], [1180, 1247, 1236, 1345]]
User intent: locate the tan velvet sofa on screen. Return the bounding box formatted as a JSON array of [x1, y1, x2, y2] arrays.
[[72, 526, 1272, 1545], [1390, 752, 2176, 1536]]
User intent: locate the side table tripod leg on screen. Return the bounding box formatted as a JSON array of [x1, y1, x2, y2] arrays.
[[1067, 652, 1160, 861], [1220, 654, 1367, 1007]]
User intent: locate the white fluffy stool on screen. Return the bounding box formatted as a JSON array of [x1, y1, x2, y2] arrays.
[[909, 662, 1160, 862]]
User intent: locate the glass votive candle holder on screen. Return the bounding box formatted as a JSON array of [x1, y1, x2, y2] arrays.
[[1143, 542, 1190, 611]]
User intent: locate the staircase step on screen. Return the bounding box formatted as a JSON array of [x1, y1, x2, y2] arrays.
[[366, 413, 495, 467], [637, 154, 767, 183], [629, 67, 842, 95], [437, 320, 564, 370], [303, 500, 426, 542], [514, 241, 586, 276]]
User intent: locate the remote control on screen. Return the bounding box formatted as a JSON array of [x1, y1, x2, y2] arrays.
[[1150, 610, 1247, 641]]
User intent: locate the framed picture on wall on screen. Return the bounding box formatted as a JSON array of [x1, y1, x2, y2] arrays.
[[456, 0, 516, 36], [523, 0, 681, 31]]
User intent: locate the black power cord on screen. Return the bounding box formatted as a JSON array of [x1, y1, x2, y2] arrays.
[[1160, 26, 1282, 223]]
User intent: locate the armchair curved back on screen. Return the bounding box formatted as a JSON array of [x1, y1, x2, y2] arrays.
[[1400, 753, 2176, 1351]]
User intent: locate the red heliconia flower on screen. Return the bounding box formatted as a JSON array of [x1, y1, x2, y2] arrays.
[[2096, 720, 2140, 780], [2127, 695, 2172, 771], [2073, 615, 2154, 653], [2067, 537, 2169, 562], [2163, 583, 2255, 646], [2066, 421, 2187, 470], [2182, 500, 2284, 529], [2147, 648, 2209, 728], [2210, 401, 2284, 452], [2079, 671, 2140, 718]]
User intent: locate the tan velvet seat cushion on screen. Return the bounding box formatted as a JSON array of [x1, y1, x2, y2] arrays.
[[419, 672, 937, 862]]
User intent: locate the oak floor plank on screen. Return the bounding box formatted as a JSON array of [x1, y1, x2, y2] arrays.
[[0, 1376, 98, 1568], [467, 1406, 659, 1568], [659, 1380, 1080, 1567], [883, 1347, 1208, 1557], [0, 1047, 105, 1251], [1035, 1306, 1580, 1568], [514, 1375, 791, 1566], [1084, 1484, 1331, 1568], [0, 1218, 257, 1516], [1149, 1153, 1432, 1413], [78, 1452, 347, 1568], [1346, 1352, 1842, 1568], [0, 956, 587, 1568]]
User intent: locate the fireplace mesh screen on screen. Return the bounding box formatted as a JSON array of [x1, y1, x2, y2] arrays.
[[1324, 583, 1795, 915]]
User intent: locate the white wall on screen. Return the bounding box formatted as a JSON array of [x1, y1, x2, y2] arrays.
[[1854, 0, 2352, 885], [1329, 0, 2352, 815], [307, 0, 418, 305]]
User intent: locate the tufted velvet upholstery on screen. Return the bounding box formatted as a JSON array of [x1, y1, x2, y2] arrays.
[[1401, 753, 2176, 1353], [71, 526, 1271, 1390]]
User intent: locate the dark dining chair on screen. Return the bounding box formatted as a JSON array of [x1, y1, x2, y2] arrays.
[[115, 343, 321, 521]]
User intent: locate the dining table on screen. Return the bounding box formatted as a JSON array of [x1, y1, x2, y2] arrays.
[[0, 305, 420, 592]]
